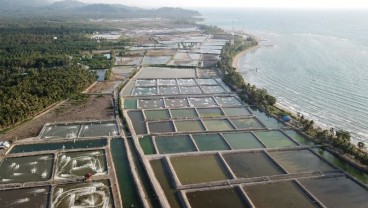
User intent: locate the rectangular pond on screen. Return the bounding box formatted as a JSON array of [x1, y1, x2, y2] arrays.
[[188, 97, 217, 107], [136, 79, 157, 87], [222, 132, 265, 149], [222, 107, 251, 117], [148, 121, 175, 134], [243, 181, 316, 208], [52, 180, 114, 208], [300, 177, 368, 208], [79, 122, 118, 137], [174, 120, 205, 132], [56, 150, 107, 179], [201, 85, 226, 94], [223, 152, 284, 178], [10, 139, 107, 154], [249, 107, 285, 128], [155, 135, 197, 154], [203, 119, 234, 131], [138, 99, 165, 109], [180, 86, 203, 94], [215, 96, 242, 106], [269, 150, 335, 173], [159, 86, 180, 95], [158, 79, 177, 86], [142, 56, 171, 65], [196, 79, 218, 85], [0, 186, 50, 208], [177, 78, 196, 86], [133, 87, 157, 96], [165, 98, 190, 108], [40, 124, 81, 139], [124, 98, 137, 109], [254, 131, 297, 148], [0, 154, 53, 184], [230, 118, 264, 130], [192, 134, 230, 151], [197, 108, 224, 118], [187, 188, 251, 208], [151, 159, 181, 208], [283, 130, 314, 145], [139, 136, 156, 155], [170, 109, 198, 119], [128, 111, 148, 135], [144, 109, 170, 120], [171, 155, 231, 185]]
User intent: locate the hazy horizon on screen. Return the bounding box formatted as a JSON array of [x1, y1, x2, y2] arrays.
[[50, 0, 368, 9]]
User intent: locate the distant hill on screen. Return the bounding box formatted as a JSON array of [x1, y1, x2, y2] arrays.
[[0, 0, 201, 19], [49, 0, 86, 10]]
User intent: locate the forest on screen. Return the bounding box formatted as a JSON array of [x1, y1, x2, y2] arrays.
[[0, 20, 123, 130]]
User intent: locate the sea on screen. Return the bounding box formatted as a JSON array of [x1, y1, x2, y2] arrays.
[[200, 9, 368, 143]]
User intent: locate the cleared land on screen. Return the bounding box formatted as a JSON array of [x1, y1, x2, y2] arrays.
[[0, 95, 114, 141]]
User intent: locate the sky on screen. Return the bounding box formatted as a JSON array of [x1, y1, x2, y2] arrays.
[[72, 0, 368, 9]]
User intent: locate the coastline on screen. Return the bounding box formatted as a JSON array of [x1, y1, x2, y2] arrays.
[[231, 43, 300, 118]]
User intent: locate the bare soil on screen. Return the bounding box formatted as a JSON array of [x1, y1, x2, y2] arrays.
[[87, 81, 119, 94], [0, 95, 114, 141]]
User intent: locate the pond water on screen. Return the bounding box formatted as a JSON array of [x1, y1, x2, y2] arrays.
[[254, 131, 297, 148], [224, 152, 284, 178], [148, 122, 175, 133], [159, 86, 180, 95], [170, 109, 198, 119], [300, 177, 368, 208], [144, 109, 170, 120], [215, 96, 242, 106], [269, 150, 335, 173], [230, 118, 264, 130], [222, 107, 251, 117], [156, 135, 197, 154], [165, 98, 190, 108], [0, 186, 50, 208], [171, 155, 231, 185], [128, 111, 147, 135], [283, 130, 314, 146], [202, 85, 226, 94], [124, 98, 137, 109], [79, 122, 118, 138], [249, 107, 285, 129], [192, 134, 230, 151], [174, 120, 205, 132], [197, 108, 224, 118], [139, 136, 156, 155], [203, 119, 234, 131], [188, 97, 217, 107], [40, 124, 81, 139], [180, 86, 203, 94], [222, 132, 265, 149], [138, 99, 165, 109], [244, 181, 316, 208], [0, 154, 53, 184]]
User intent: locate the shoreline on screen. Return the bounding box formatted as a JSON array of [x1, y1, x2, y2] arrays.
[[231, 43, 301, 118]]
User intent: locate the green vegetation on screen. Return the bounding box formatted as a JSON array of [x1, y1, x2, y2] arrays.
[[219, 35, 276, 109], [0, 20, 126, 130]]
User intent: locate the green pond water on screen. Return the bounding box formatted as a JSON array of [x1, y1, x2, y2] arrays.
[[222, 107, 251, 116], [0, 154, 54, 184], [144, 109, 170, 120], [175, 120, 205, 132], [269, 150, 335, 173], [148, 122, 175, 133], [139, 136, 156, 155], [203, 119, 234, 131], [128, 111, 147, 135], [230, 118, 264, 129], [0, 186, 50, 208], [171, 155, 230, 185], [283, 130, 314, 145], [313, 148, 368, 184], [215, 96, 242, 106], [79, 122, 118, 137], [170, 109, 198, 118], [40, 124, 80, 139], [300, 177, 368, 208], [249, 107, 285, 128], [124, 98, 137, 109], [255, 131, 297, 148], [192, 134, 230, 151], [111, 139, 143, 208], [156, 135, 197, 154], [244, 181, 316, 208], [222, 132, 265, 149], [9, 139, 107, 154], [224, 152, 283, 178], [197, 108, 224, 117], [187, 188, 251, 208], [151, 159, 182, 208], [165, 98, 190, 108], [56, 150, 107, 179], [138, 99, 165, 109]]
